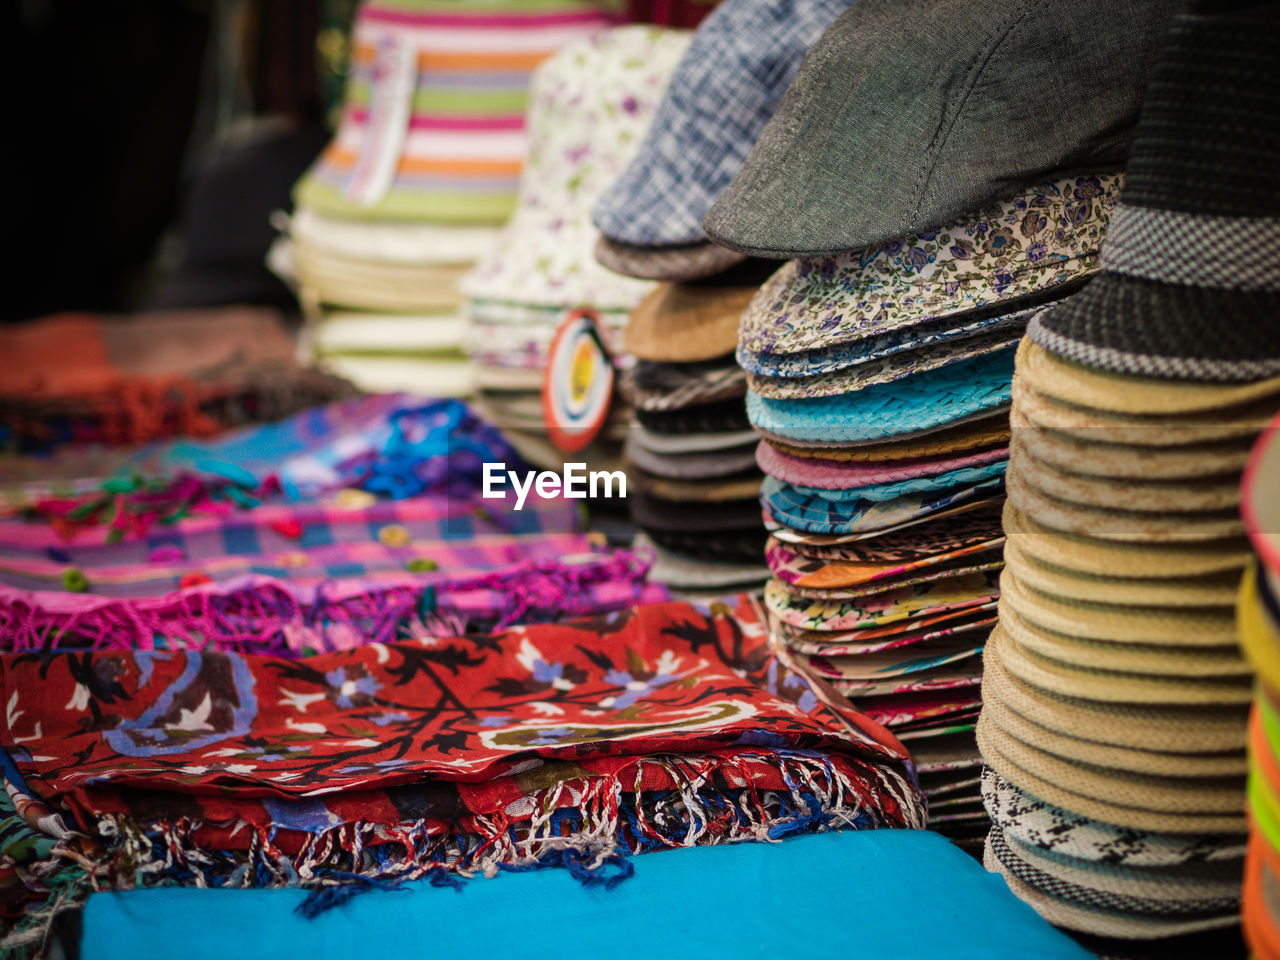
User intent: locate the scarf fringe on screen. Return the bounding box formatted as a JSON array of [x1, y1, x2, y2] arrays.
[[0, 552, 652, 655]]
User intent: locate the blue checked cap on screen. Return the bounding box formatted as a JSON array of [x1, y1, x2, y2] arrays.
[[592, 0, 852, 248]]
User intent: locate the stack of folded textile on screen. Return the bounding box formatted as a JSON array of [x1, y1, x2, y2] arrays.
[[461, 26, 689, 472], [0, 396, 664, 654], [621, 264, 772, 596], [697, 0, 1168, 846], [1242, 416, 1280, 958], [285, 0, 618, 395], [975, 4, 1278, 953], [0, 309, 352, 452], [1, 596, 925, 953]]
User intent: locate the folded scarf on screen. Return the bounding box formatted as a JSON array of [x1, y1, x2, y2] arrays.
[[0, 597, 923, 937]]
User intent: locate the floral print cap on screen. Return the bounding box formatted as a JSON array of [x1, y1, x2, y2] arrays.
[[739, 174, 1123, 357], [461, 27, 692, 311]]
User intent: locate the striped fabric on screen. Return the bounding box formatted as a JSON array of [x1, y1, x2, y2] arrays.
[[295, 0, 621, 223]]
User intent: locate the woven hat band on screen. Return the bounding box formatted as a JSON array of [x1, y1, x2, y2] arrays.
[[1101, 205, 1280, 291]]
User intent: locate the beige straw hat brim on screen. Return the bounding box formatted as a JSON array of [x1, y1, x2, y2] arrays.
[[982, 688, 1247, 778], [294, 246, 468, 312], [1007, 467, 1246, 541], [1003, 501, 1249, 580], [998, 602, 1249, 678], [977, 718, 1248, 833], [986, 852, 1243, 938], [625, 281, 756, 363], [1010, 404, 1251, 481], [1003, 536, 1240, 608], [982, 638, 1249, 753], [987, 621, 1252, 706], [1012, 376, 1272, 447], [1017, 338, 1280, 416], [1010, 444, 1242, 514], [1000, 569, 1240, 647]]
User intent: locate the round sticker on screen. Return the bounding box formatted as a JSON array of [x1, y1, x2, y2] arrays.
[[542, 308, 615, 452]]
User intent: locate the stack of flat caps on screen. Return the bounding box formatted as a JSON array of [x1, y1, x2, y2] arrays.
[[978, 3, 1280, 953], [623, 261, 774, 595], [459, 25, 690, 472], [591, 0, 852, 283], [1240, 417, 1280, 956], [745, 176, 1121, 850], [701, 0, 1179, 849], [285, 0, 617, 394]]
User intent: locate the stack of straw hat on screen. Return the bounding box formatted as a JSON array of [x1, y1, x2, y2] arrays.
[[1241, 415, 1280, 958], [285, 0, 618, 394], [974, 2, 1280, 953], [694, 0, 1176, 845], [459, 25, 690, 473]]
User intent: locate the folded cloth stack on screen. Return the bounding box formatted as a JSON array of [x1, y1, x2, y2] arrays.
[[1241, 417, 1280, 958], [976, 5, 1280, 954], [696, 0, 1175, 852], [0, 597, 926, 954], [285, 0, 618, 395], [622, 262, 774, 596], [0, 309, 353, 453], [0, 397, 666, 654], [67, 831, 1096, 960], [461, 26, 689, 474], [592, 0, 852, 283]]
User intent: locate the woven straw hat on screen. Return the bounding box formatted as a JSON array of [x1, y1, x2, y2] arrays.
[[1010, 404, 1251, 481], [982, 688, 1247, 779], [1238, 563, 1280, 692], [1003, 502, 1249, 579], [987, 854, 1243, 938], [978, 717, 1248, 833], [625, 268, 769, 364], [987, 621, 1251, 706], [1010, 444, 1242, 514], [1012, 375, 1274, 450], [1000, 570, 1240, 647], [982, 647, 1248, 754], [998, 603, 1249, 679], [1003, 536, 1240, 608], [1007, 467, 1245, 541], [1017, 339, 1280, 416], [293, 248, 469, 311]]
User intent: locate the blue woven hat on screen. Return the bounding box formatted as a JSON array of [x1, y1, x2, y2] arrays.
[[592, 0, 852, 249]]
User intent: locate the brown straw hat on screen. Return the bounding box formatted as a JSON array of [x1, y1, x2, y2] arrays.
[[1009, 444, 1242, 514], [1002, 502, 1250, 579], [1016, 338, 1280, 416], [987, 621, 1252, 706], [1010, 404, 1251, 481], [1007, 467, 1246, 541], [999, 570, 1240, 647], [625, 273, 765, 363], [982, 641, 1248, 754], [1012, 375, 1273, 447]]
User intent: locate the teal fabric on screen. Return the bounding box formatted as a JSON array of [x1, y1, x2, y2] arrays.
[[79, 830, 1091, 960]]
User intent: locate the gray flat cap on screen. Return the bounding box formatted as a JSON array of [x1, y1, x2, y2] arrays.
[[702, 0, 1180, 258]]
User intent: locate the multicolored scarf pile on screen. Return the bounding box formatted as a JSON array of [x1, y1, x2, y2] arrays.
[[0, 596, 923, 953]]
